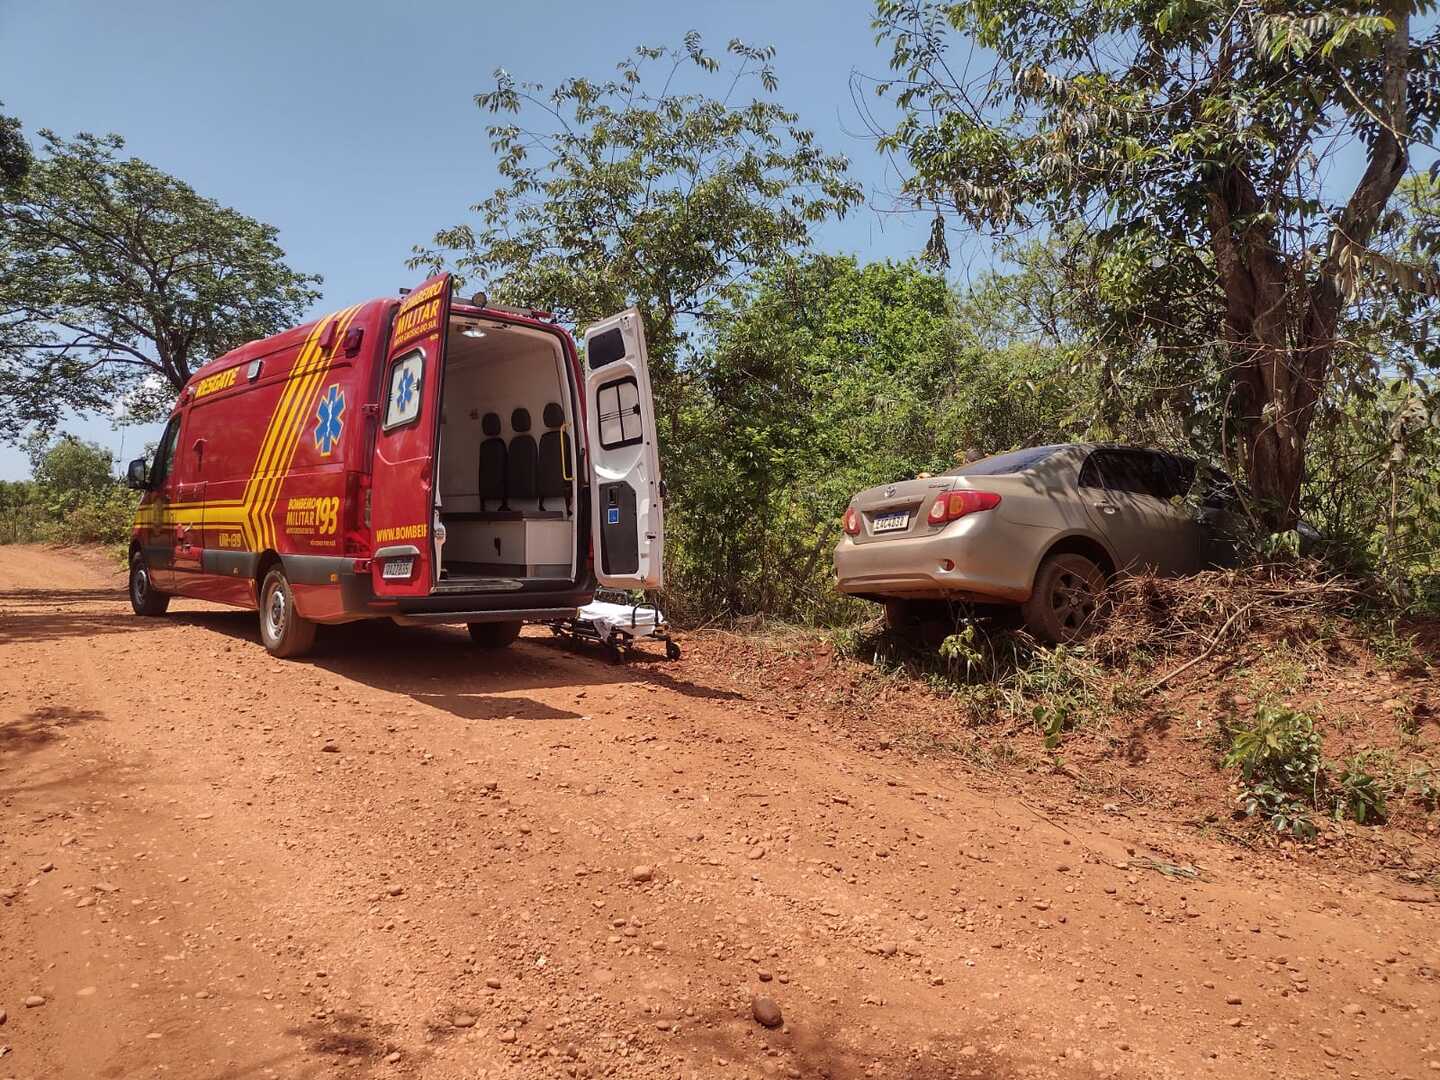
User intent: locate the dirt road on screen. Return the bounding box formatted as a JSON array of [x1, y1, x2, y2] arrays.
[[2, 545, 1436, 1079]]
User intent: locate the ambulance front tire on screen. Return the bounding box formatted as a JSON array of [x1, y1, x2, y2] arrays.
[[129, 551, 169, 616], [467, 620, 522, 649], [258, 567, 317, 659]]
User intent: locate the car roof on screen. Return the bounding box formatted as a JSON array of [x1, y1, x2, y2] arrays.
[[949, 443, 1196, 478]]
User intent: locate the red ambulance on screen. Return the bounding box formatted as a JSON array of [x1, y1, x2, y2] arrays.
[[125, 273, 664, 658]]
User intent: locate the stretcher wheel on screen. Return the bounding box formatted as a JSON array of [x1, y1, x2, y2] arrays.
[[665, 640, 681, 661], [603, 637, 623, 663]]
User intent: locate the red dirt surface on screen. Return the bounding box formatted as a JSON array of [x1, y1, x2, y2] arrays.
[[2, 544, 1438, 1079]]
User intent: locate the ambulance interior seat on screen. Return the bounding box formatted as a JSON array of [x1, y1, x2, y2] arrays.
[[477, 412, 508, 511], [538, 402, 570, 512], [506, 407, 538, 503]]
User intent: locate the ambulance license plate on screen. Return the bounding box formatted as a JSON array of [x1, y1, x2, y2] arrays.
[[382, 556, 415, 580]]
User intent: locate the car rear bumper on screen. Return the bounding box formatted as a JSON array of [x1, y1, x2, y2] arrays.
[[832, 519, 1039, 603]]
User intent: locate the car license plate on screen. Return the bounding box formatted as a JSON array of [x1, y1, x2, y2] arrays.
[[872, 511, 909, 533], [382, 556, 415, 580]]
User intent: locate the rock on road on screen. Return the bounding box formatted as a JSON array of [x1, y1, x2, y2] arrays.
[[0, 544, 1436, 1079]]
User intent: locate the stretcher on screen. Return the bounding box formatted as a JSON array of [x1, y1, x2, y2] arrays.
[[549, 592, 681, 662]]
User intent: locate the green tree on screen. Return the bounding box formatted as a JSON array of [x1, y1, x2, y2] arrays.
[[0, 130, 322, 439], [1304, 174, 1440, 602], [669, 255, 1072, 620], [28, 433, 114, 514], [0, 479, 40, 544], [410, 33, 863, 417], [0, 103, 30, 189], [874, 0, 1440, 527]]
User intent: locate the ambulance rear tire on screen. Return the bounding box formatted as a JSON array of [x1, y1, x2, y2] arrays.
[[468, 620, 522, 649], [259, 567, 317, 659], [129, 552, 169, 616]]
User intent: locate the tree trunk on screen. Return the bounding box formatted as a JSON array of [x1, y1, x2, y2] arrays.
[[1207, 2, 1409, 531], [1206, 171, 1308, 528]]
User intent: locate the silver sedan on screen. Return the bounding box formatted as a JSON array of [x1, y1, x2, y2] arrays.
[[833, 444, 1241, 641]]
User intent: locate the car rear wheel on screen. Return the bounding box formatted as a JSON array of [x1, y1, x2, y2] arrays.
[[883, 598, 958, 647], [129, 552, 169, 616], [882, 599, 917, 632], [258, 567, 317, 658], [1022, 553, 1106, 643], [468, 620, 522, 649]]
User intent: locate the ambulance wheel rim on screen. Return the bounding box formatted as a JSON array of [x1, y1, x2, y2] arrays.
[[131, 563, 148, 605], [265, 583, 287, 639]]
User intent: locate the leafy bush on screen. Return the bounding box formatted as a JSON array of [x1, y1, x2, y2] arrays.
[[1224, 704, 1324, 791], [1331, 754, 1389, 825], [1238, 782, 1319, 841], [1223, 706, 1402, 836], [662, 255, 1077, 625], [1, 435, 136, 551], [1224, 705, 1324, 838], [37, 485, 139, 548]]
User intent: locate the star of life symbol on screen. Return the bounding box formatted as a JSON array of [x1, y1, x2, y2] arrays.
[[314, 385, 345, 456], [394, 368, 417, 413]]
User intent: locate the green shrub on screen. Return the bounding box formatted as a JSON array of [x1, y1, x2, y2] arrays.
[[1224, 705, 1323, 838], [1223, 705, 1402, 836], [1331, 754, 1388, 825], [1238, 782, 1319, 841], [37, 485, 138, 548], [1224, 704, 1323, 788]]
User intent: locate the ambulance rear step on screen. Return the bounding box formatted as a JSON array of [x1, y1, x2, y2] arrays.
[[391, 606, 578, 626]]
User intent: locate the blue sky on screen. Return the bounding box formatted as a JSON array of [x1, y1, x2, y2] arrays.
[[0, 0, 943, 480]]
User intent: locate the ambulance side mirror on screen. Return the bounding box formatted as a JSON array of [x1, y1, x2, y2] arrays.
[[126, 457, 149, 490]]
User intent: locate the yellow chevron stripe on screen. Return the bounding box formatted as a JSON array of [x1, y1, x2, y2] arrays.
[[244, 314, 339, 548], [263, 306, 368, 550], [253, 305, 361, 549], [243, 311, 345, 548]]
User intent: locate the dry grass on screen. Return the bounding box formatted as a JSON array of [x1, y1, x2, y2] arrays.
[[1088, 561, 1365, 670]]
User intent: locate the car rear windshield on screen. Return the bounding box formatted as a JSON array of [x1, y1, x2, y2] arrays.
[[944, 445, 1065, 477]]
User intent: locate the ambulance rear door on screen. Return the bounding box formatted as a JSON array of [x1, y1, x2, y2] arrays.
[[370, 273, 451, 596], [581, 308, 664, 589]]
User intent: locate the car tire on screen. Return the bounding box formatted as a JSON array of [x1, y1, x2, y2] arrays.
[[129, 551, 170, 617], [882, 599, 918, 632], [258, 567, 317, 658], [883, 598, 956, 647], [468, 620, 522, 649], [1022, 553, 1107, 643]]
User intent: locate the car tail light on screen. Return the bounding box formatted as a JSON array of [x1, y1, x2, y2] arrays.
[[927, 489, 1001, 525], [842, 507, 862, 536]]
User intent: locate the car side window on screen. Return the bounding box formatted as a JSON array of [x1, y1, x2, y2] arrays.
[[149, 417, 181, 490], [1077, 453, 1105, 489], [1095, 451, 1152, 497], [1154, 453, 1196, 500]]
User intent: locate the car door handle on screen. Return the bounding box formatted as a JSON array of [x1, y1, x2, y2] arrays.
[[1092, 502, 1117, 515]]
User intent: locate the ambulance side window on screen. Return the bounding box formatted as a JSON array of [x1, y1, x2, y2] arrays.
[[149, 417, 181, 490], [384, 348, 425, 430], [595, 376, 643, 450]]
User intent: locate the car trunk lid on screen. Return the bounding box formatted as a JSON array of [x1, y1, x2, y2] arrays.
[[847, 476, 957, 544]]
